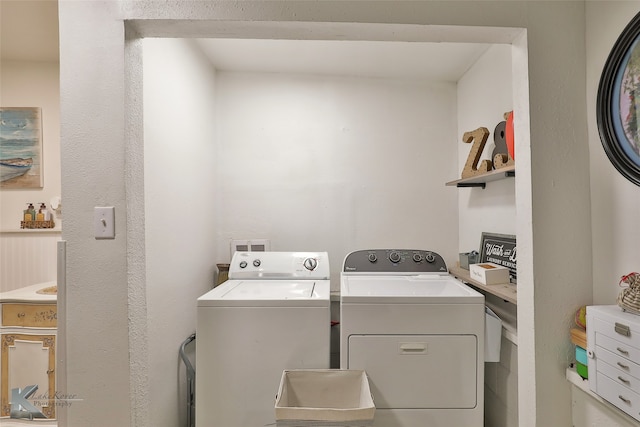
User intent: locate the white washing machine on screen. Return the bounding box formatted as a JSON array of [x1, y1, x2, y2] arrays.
[[196, 251, 331, 426], [340, 249, 485, 427]]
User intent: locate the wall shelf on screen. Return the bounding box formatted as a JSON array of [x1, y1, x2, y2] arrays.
[[450, 264, 517, 305], [446, 165, 515, 188], [1, 229, 61, 234]]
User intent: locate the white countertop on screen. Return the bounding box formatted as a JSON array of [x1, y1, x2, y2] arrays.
[[1, 281, 57, 303]]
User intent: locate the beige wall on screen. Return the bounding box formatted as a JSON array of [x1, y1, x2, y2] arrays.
[[0, 61, 61, 231], [571, 2, 640, 425], [587, 2, 640, 304], [0, 60, 61, 291]]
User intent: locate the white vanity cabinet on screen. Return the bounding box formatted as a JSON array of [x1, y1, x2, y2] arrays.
[[587, 305, 640, 422], [0, 283, 57, 420]]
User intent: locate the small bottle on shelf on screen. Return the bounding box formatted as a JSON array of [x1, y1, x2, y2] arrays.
[[28, 203, 36, 221], [38, 203, 50, 221], [24, 203, 34, 221]]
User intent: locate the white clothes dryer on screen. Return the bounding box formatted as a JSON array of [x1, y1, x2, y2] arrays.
[[196, 251, 331, 427], [340, 249, 485, 427]]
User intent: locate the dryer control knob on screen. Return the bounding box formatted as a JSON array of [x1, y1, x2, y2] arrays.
[[253, 259, 261, 267], [389, 251, 401, 263], [239, 261, 247, 268], [304, 258, 318, 271], [425, 252, 436, 263], [368, 253, 378, 263], [412, 253, 423, 263]]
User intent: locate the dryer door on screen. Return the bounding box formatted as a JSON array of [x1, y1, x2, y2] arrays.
[[348, 334, 478, 409]]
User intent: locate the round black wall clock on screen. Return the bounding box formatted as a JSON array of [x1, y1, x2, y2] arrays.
[[597, 11, 640, 187]]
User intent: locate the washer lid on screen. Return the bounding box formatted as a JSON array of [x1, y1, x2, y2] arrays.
[[198, 279, 330, 307], [340, 275, 482, 304]]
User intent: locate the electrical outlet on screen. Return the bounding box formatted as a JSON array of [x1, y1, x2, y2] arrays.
[[249, 239, 270, 252], [230, 239, 270, 258], [231, 240, 249, 258]]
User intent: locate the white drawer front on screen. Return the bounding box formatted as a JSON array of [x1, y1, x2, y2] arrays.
[[596, 332, 640, 363], [596, 372, 640, 422], [348, 334, 478, 409], [598, 358, 640, 395], [598, 345, 640, 381], [594, 316, 640, 351]]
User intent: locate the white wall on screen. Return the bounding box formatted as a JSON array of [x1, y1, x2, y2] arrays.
[[216, 71, 458, 288], [587, 2, 640, 304], [58, 2, 590, 427], [0, 232, 60, 291], [0, 61, 62, 230], [59, 3, 131, 425], [576, 2, 640, 426], [0, 60, 61, 291], [457, 44, 518, 427], [143, 38, 219, 427], [141, 43, 458, 424], [457, 44, 515, 251], [519, 5, 589, 427]]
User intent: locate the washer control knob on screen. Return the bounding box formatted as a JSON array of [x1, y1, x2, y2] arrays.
[[303, 258, 318, 271], [425, 252, 436, 263], [239, 261, 248, 269], [368, 253, 378, 263], [389, 251, 401, 263], [253, 259, 261, 267], [412, 253, 423, 263]]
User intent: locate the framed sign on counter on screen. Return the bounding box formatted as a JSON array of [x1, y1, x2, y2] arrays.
[[479, 232, 517, 283]]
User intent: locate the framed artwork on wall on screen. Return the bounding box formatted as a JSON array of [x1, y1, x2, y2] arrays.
[[0, 107, 43, 189], [597, 11, 640, 187]]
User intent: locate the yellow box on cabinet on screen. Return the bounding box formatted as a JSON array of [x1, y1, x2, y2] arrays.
[[469, 262, 509, 285]]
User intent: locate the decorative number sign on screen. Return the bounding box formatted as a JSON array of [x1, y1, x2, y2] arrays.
[[479, 232, 517, 283], [492, 113, 515, 169], [461, 127, 492, 178], [461, 112, 514, 179], [505, 111, 515, 160]]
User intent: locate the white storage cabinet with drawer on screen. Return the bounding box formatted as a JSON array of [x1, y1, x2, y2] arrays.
[[587, 305, 640, 422]]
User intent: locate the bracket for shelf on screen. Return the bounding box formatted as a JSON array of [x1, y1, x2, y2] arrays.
[[456, 182, 486, 189], [505, 170, 515, 178]]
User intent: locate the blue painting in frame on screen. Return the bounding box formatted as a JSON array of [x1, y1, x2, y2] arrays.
[[0, 107, 43, 188], [598, 11, 640, 187]]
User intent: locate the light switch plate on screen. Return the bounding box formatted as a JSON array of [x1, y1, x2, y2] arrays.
[[94, 206, 115, 239]]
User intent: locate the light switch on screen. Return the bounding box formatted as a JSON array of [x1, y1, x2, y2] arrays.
[[94, 206, 115, 239]]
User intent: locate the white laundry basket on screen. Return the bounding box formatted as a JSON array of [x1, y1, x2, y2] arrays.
[[275, 369, 375, 427]]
